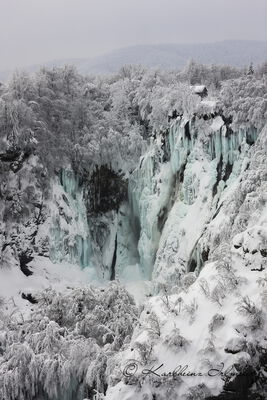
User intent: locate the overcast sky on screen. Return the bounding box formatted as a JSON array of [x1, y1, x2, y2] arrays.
[[0, 0, 267, 70]]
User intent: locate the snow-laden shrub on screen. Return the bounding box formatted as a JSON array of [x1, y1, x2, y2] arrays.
[[184, 383, 212, 400], [144, 311, 161, 339], [238, 296, 263, 330], [163, 328, 191, 353], [198, 337, 217, 358], [209, 282, 227, 307], [37, 283, 138, 349], [184, 298, 198, 324], [257, 274, 267, 288], [208, 313, 225, 333], [133, 341, 156, 365], [180, 272, 197, 292], [0, 282, 138, 400], [198, 278, 210, 298]]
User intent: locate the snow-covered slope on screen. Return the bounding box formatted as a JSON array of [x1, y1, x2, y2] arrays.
[[105, 124, 267, 400]]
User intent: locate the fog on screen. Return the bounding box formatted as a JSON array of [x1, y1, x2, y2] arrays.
[[0, 0, 266, 70]]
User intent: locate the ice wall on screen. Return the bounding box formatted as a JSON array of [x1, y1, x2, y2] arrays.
[[50, 169, 91, 268], [128, 116, 259, 284], [49, 168, 140, 280], [128, 141, 174, 279]]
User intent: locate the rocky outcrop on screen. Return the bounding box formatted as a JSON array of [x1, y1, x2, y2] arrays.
[[86, 165, 128, 215]]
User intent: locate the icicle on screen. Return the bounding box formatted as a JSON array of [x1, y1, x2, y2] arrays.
[[168, 119, 194, 174]]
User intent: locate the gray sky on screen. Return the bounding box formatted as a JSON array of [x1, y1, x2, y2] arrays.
[[0, 0, 267, 70]]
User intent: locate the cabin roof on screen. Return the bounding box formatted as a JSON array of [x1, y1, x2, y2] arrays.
[[193, 85, 207, 94]]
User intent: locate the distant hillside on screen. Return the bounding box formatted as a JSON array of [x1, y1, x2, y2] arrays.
[[1, 40, 267, 81]]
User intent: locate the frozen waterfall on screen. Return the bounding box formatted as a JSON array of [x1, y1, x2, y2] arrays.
[[128, 116, 259, 283], [48, 119, 259, 282], [50, 169, 91, 268]]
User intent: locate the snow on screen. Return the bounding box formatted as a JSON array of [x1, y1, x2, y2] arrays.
[[201, 99, 216, 107], [49, 169, 92, 269], [193, 85, 206, 93], [0, 257, 97, 317], [210, 116, 224, 132], [106, 229, 267, 399]]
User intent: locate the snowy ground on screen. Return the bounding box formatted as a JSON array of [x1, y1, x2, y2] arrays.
[[0, 257, 96, 317], [0, 256, 151, 318]]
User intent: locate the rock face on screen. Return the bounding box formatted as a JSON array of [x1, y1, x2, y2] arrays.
[[86, 165, 127, 215]]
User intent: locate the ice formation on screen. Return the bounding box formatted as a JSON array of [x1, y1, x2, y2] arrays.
[[50, 168, 91, 268], [42, 113, 261, 288], [127, 116, 259, 285]]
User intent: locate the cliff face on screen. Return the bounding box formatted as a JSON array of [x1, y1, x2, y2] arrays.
[[128, 116, 260, 283], [47, 115, 262, 286], [0, 113, 262, 283]]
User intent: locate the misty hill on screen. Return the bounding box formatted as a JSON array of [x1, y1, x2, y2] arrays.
[[1, 40, 267, 80], [76, 40, 267, 74]]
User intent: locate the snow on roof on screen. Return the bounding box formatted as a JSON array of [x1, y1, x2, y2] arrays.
[[201, 99, 217, 108], [193, 85, 207, 93]]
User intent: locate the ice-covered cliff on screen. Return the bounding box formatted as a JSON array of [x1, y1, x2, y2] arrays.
[[0, 109, 262, 283], [16, 113, 257, 286], [127, 116, 259, 283]]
